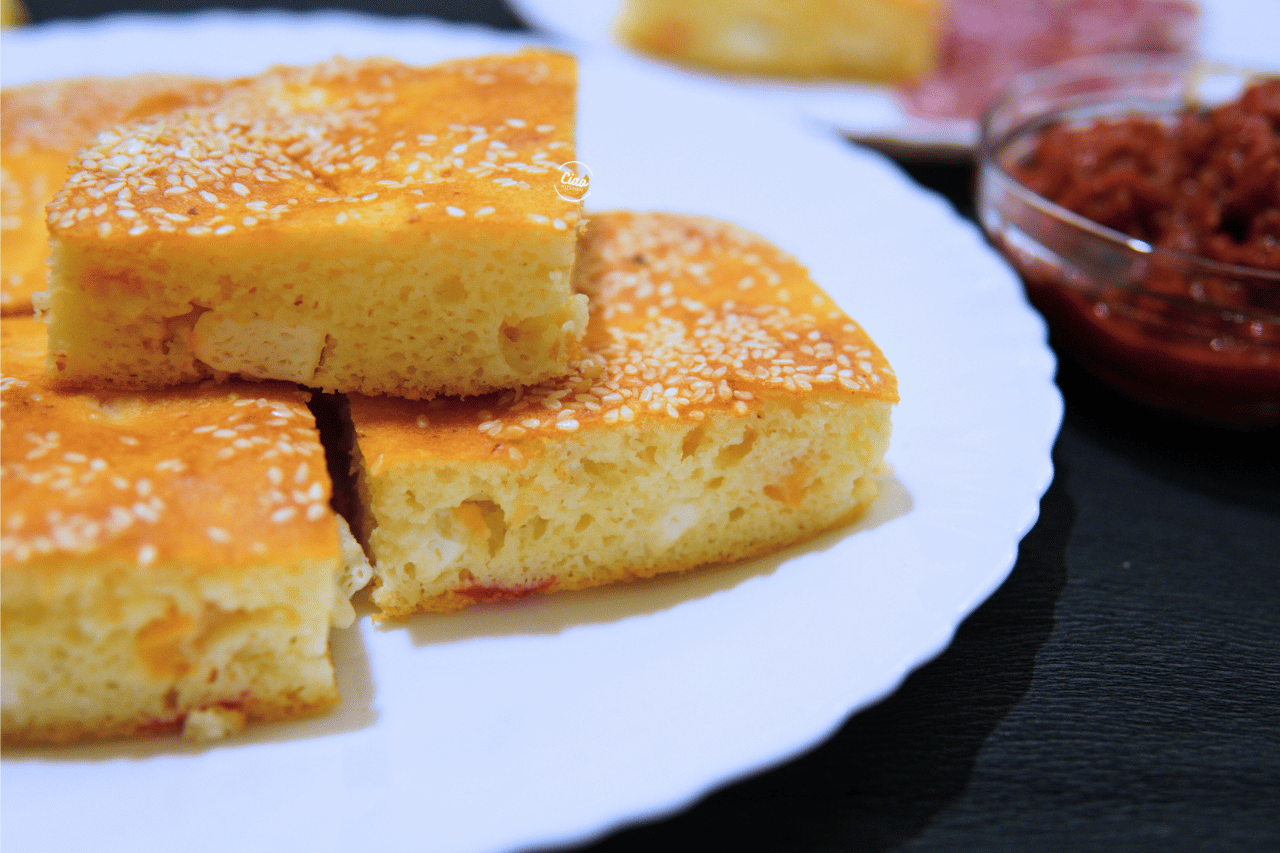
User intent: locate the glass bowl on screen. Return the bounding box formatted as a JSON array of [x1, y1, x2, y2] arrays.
[[977, 54, 1280, 428]]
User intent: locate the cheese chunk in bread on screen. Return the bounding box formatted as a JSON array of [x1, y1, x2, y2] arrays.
[[0, 316, 366, 745], [348, 211, 896, 617], [39, 50, 588, 399], [614, 0, 945, 84], [1, 75, 223, 315]]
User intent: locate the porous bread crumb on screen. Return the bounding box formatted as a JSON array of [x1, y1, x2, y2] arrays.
[[39, 50, 587, 399], [181, 705, 247, 742], [331, 517, 373, 629], [349, 211, 897, 616]]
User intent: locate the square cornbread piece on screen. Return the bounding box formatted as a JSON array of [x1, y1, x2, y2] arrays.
[[1, 74, 224, 315], [614, 0, 945, 84], [349, 211, 897, 617], [0, 316, 364, 746], [39, 50, 588, 399]]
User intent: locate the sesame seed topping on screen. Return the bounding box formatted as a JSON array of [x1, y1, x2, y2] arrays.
[[43, 53, 581, 245], [351, 213, 895, 454], [4, 316, 336, 568]]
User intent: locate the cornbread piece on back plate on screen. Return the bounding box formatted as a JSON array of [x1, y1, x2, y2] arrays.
[[0, 317, 371, 745], [38, 50, 588, 399], [614, 0, 945, 84], [1, 75, 224, 315], [349, 211, 897, 617]]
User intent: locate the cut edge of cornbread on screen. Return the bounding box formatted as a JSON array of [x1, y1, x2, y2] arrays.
[[38, 50, 588, 399], [358, 395, 892, 616], [346, 210, 897, 617], [1, 553, 344, 746]]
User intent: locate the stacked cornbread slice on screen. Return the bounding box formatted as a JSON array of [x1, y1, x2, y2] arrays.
[[0, 316, 368, 745], [350, 211, 896, 616], [1, 74, 226, 314], [38, 51, 587, 399]]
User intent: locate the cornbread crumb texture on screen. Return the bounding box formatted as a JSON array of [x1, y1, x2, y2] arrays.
[[40, 50, 588, 399], [1, 75, 224, 315], [1, 316, 347, 746], [614, 0, 945, 83], [349, 211, 896, 616]]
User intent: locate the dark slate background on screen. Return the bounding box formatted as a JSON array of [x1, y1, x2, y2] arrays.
[[12, 1, 1280, 850]]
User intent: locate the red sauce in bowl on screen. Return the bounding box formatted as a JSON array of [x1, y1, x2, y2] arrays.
[[996, 77, 1280, 427], [1010, 78, 1280, 270]]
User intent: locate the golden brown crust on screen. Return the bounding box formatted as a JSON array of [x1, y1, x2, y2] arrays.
[[46, 51, 580, 245], [1, 75, 226, 156], [0, 75, 224, 315], [349, 210, 897, 471], [1, 316, 338, 575]]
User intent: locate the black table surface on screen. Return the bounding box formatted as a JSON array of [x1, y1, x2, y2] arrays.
[[13, 2, 1280, 851]]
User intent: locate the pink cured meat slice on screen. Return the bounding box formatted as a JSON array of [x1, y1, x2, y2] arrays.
[[900, 0, 1201, 121]]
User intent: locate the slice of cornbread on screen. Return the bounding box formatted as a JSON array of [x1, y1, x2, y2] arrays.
[[348, 211, 897, 617], [39, 50, 588, 399], [614, 0, 945, 84], [1, 75, 224, 315], [0, 316, 369, 746]]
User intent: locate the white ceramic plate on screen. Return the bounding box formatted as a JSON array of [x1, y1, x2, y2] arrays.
[[509, 0, 1280, 156], [1, 13, 1061, 853]]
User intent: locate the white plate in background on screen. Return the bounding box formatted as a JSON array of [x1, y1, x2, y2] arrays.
[[508, 0, 1280, 156], [1, 13, 1061, 853]]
